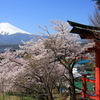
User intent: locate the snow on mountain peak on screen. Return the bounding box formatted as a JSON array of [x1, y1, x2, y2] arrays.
[[0, 22, 32, 35]]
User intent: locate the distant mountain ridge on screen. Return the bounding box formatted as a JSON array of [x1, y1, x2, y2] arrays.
[[0, 33, 39, 44], [0, 23, 39, 44]]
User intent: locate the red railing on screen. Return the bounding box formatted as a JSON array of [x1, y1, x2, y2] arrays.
[[81, 74, 96, 99]]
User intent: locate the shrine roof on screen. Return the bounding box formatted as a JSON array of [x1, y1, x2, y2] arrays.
[[67, 20, 100, 39]]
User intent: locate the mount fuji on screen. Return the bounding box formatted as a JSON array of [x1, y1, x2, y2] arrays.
[[0, 23, 39, 44]]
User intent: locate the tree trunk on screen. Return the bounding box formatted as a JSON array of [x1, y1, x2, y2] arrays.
[[47, 87, 54, 100], [49, 93, 54, 100], [69, 70, 76, 100], [48, 89, 54, 100]]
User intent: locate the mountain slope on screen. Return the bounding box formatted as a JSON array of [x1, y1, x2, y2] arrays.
[[0, 23, 39, 44]]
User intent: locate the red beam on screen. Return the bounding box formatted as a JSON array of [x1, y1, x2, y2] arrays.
[[85, 47, 95, 53], [86, 78, 95, 83], [86, 93, 96, 99]]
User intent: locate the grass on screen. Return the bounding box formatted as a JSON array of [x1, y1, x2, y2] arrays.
[[0, 94, 38, 100], [0, 92, 82, 100]]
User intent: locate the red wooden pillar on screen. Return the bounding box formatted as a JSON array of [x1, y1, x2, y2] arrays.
[[82, 75, 86, 99], [95, 42, 100, 100]]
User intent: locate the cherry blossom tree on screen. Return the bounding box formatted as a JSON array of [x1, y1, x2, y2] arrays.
[[18, 20, 94, 100], [0, 20, 94, 100], [13, 58, 65, 100], [0, 49, 65, 100]]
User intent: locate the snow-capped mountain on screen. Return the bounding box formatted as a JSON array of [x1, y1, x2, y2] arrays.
[[0, 22, 39, 44], [0, 23, 31, 35]]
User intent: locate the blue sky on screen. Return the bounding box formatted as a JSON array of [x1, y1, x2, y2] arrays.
[[0, 0, 95, 35]]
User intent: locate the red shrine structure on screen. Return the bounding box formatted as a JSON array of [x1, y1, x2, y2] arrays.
[[68, 20, 100, 100]]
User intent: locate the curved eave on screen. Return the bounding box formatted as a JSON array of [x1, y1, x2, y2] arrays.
[[67, 20, 100, 30], [67, 20, 100, 39]]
